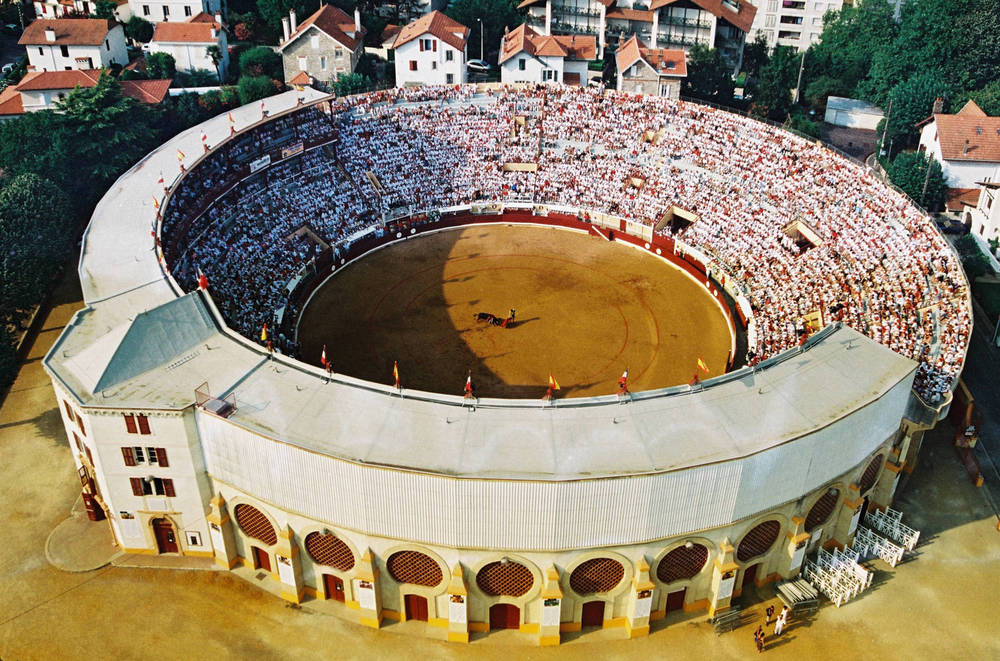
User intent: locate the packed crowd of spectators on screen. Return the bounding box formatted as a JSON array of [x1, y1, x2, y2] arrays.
[[161, 84, 969, 403]]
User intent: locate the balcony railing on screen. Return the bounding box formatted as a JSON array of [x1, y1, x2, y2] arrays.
[[659, 16, 713, 30], [552, 3, 603, 19]]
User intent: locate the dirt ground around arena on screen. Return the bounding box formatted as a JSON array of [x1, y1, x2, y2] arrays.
[[1, 273, 998, 660], [298, 225, 733, 397]]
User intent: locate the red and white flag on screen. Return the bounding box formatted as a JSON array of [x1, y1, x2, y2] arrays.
[[697, 357, 709, 374], [156, 172, 164, 186], [617, 368, 629, 391], [151, 195, 160, 209], [464, 371, 473, 393], [201, 131, 208, 143], [393, 361, 400, 388], [196, 265, 208, 290], [176, 148, 185, 161], [228, 111, 235, 123], [320, 345, 328, 368]]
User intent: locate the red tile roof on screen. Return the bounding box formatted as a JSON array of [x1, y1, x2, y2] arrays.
[[19, 18, 114, 46], [518, 0, 615, 7], [13, 69, 170, 104], [606, 7, 654, 21], [120, 78, 172, 104], [289, 71, 311, 85], [152, 15, 221, 44], [651, 0, 756, 33], [392, 11, 469, 52], [616, 34, 686, 78], [279, 4, 363, 51], [931, 100, 1000, 163], [499, 24, 597, 64], [945, 188, 980, 211], [380, 24, 401, 45], [0, 85, 23, 115]]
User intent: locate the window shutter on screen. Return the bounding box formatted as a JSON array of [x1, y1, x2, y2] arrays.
[[124, 414, 137, 434], [130, 477, 144, 496], [433, 40, 437, 52], [137, 414, 151, 435], [155, 447, 169, 468], [122, 447, 136, 466], [76, 416, 85, 436], [64, 401, 75, 421], [163, 478, 175, 498]]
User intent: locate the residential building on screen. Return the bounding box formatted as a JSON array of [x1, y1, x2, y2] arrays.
[[918, 100, 1000, 190], [518, 0, 756, 73], [148, 12, 228, 80], [0, 69, 170, 120], [499, 24, 597, 86], [33, 0, 131, 22], [824, 96, 884, 131], [615, 34, 686, 97], [19, 18, 129, 72], [963, 169, 1000, 244], [392, 11, 469, 87], [746, 0, 844, 51], [129, 0, 223, 23], [277, 5, 365, 87]]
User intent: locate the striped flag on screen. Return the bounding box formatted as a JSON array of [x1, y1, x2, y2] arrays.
[[156, 172, 164, 186], [393, 361, 399, 388], [228, 111, 235, 123], [464, 371, 473, 393], [548, 373, 560, 391], [151, 195, 160, 209], [320, 345, 328, 368], [176, 148, 185, 161], [697, 357, 709, 374], [617, 368, 629, 391], [260, 323, 268, 342]]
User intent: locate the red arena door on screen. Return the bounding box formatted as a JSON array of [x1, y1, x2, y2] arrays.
[[581, 601, 605, 627], [489, 603, 520, 630], [252, 546, 271, 572], [324, 574, 345, 602], [152, 518, 178, 554], [404, 594, 428, 621]]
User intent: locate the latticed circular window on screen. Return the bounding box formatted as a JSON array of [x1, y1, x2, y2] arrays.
[[805, 489, 840, 532], [477, 561, 534, 597], [857, 454, 884, 494], [569, 558, 624, 595], [737, 520, 780, 562], [304, 532, 355, 571], [386, 550, 443, 587], [656, 544, 709, 584], [234, 503, 277, 546]]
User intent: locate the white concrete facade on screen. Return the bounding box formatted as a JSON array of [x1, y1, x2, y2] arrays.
[[919, 121, 1000, 189], [24, 25, 128, 72], [33, 0, 132, 22], [148, 26, 228, 80], [747, 0, 842, 51], [129, 0, 221, 23], [501, 54, 571, 85], [394, 37, 466, 87], [963, 171, 1000, 243]]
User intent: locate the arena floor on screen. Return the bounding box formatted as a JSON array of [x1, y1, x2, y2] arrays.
[[297, 225, 733, 397]]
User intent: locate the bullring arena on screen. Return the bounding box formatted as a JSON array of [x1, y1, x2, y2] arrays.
[[44, 84, 971, 644]]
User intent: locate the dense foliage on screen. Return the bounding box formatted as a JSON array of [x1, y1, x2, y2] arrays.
[[887, 151, 948, 211], [446, 0, 524, 63]]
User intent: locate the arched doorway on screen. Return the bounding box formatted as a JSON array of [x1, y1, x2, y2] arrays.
[[404, 594, 428, 621], [323, 574, 345, 602], [581, 600, 605, 627], [152, 518, 177, 554], [739, 563, 759, 597], [489, 603, 520, 630]]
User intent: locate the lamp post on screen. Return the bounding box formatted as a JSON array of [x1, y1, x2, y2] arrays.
[[477, 18, 484, 61]]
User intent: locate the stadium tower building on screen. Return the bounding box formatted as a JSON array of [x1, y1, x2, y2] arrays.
[[44, 88, 968, 644]]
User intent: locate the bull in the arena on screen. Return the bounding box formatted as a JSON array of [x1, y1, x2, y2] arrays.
[[474, 308, 516, 328]]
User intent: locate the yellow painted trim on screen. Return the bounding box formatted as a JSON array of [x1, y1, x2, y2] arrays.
[[303, 586, 318, 598], [447, 632, 470, 643], [714, 559, 739, 573], [649, 609, 666, 621], [280, 589, 303, 604], [902, 461, 916, 474], [468, 621, 489, 633], [382, 609, 402, 622], [788, 532, 811, 545], [626, 624, 650, 638], [184, 549, 215, 558], [604, 617, 627, 629], [843, 497, 863, 509], [428, 617, 448, 628], [270, 572, 280, 584], [539, 635, 560, 646], [757, 572, 781, 587], [345, 600, 361, 611], [559, 622, 582, 632], [683, 598, 709, 613], [121, 547, 159, 555], [215, 556, 237, 570], [520, 622, 539, 633], [822, 538, 844, 551], [633, 579, 655, 591], [790, 515, 805, 526], [360, 616, 381, 629], [884, 461, 904, 474]]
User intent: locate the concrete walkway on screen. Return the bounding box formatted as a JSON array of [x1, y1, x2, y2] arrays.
[[44, 496, 122, 573]]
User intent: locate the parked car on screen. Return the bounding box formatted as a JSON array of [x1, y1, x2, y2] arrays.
[[467, 59, 490, 74], [936, 218, 967, 235]]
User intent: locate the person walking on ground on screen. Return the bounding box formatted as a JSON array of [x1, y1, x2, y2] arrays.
[[755, 629, 764, 653], [766, 604, 775, 624], [774, 608, 788, 636]]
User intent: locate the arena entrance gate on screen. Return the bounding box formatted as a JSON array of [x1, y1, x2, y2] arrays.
[[739, 563, 759, 597], [152, 518, 177, 554], [581, 601, 605, 627], [666, 588, 686, 614], [489, 603, 520, 630], [323, 574, 345, 602], [404, 594, 428, 621], [252, 546, 271, 572]]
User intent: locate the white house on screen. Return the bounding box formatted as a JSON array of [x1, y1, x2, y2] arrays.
[[149, 12, 228, 80], [918, 100, 1000, 190], [499, 24, 597, 86], [0, 69, 170, 119], [277, 5, 365, 87], [33, 0, 131, 22], [392, 10, 469, 87], [615, 34, 686, 98], [129, 0, 222, 23], [962, 168, 1000, 243], [19, 19, 129, 72]]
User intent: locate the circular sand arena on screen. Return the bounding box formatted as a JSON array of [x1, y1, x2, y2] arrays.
[[298, 224, 733, 397]]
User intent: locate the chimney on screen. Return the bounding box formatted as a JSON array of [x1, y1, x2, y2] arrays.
[[282, 17, 290, 42], [45, 27, 56, 43], [210, 27, 217, 40], [214, 11, 222, 26], [354, 8, 361, 35], [933, 96, 944, 114], [963, 139, 970, 155], [290, 8, 297, 33]]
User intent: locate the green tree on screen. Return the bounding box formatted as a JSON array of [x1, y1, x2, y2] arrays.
[[741, 33, 768, 80], [446, 0, 524, 63], [256, 0, 347, 33], [146, 52, 177, 79], [887, 151, 948, 211], [954, 80, 1000, 117], [125, 16, 154, 44], [879, 71, 952, 146], [239, 45, 282, 79], [333, 72, 369, 96], [803, 74, 850, 109], [953, 0, 1000, 92], [206, 45, 224, 81], [237, 75, 279, 104], [0, 324, 18, 392], [91, 0, 117, 19], [681, 44, 734, 105], [0, 173, 74, 320], [749, 45, 798, 121]]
